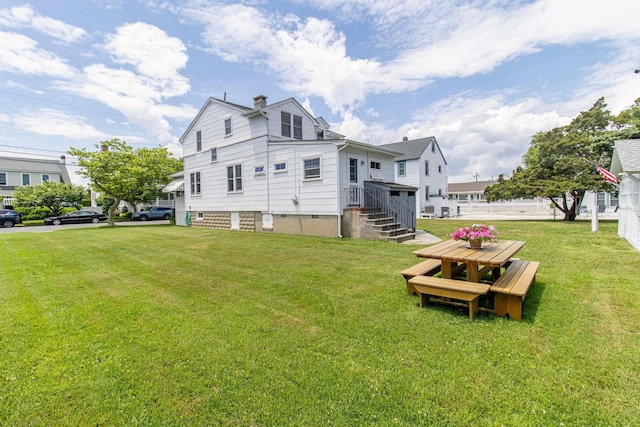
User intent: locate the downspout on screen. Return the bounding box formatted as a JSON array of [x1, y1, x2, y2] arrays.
[[336, 141, 350, 238], [259, 110, 271, 214]]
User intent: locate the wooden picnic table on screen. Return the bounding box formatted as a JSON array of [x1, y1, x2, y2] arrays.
[[412, 239, 526, 283]]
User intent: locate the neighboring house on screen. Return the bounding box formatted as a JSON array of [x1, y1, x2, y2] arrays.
[[169, 95, 415, 239], [448, 180, 495, 203], [379, 137, 450, 217], [0, 154, 71, 209], [610, 139, 640, 251]]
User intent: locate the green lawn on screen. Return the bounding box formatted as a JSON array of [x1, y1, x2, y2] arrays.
[[1, 220, 639, 425]]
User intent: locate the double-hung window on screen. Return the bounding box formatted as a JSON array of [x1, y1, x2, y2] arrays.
[[190, 172, 201, 195], [42, 174, 50, 182], [293, 115, 302, 139], [22, 173, 30, 186], [211, 147, 218, 162], [425, 186, 430, 201], [227, 164, 242, 192], [224, 118, 232, 136], [0, 172, 6, 186], [398, 161, 406, 177], [281, 111, 302, 139], [425, 160, 430, 176], [196, 130, 202, 152], [303, 157, 321, 180], [281, 112, 291, 137]]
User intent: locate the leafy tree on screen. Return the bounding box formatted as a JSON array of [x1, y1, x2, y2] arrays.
[[485, 98, 618, 221], [68, 139, 182, 225], [612, 98, 640, 139], [13, 180, 86, 216]]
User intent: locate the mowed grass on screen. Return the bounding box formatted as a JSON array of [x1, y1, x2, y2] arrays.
[[1, 220, 639, 425]]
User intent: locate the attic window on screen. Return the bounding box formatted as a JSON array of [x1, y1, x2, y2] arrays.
[[431, 143, 435, 153], [196, 130, 202, 152]]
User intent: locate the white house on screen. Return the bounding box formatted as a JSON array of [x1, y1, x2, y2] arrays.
[[170, 95, 415, 238], [1, 154, 71, 209], [610, 139, 640, 251], [379, 137, 450, 217]]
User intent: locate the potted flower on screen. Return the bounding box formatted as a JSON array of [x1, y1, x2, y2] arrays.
[[449, 224, 498, 248]]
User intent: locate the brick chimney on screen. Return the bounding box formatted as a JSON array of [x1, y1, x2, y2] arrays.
[[60, 155, 66, 164], [402, 136, 408, 141], [253, 95, 267, 109]]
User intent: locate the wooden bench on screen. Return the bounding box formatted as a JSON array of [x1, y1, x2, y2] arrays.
[[400, 259, 442, 295], [490, 260, 539, 321], [408, 276, 490, 321]]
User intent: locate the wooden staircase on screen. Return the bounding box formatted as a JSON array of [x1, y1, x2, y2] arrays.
[[361, 209, 415, 243]]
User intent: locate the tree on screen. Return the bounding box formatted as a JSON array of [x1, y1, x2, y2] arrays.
[[68, 139, 182, 226], [14, 181, 86, 216], [485, 98, 618, 221]]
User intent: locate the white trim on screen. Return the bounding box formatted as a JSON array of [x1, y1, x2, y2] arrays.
[[302, 155, 322, 181], [274, 161, 288, 173]]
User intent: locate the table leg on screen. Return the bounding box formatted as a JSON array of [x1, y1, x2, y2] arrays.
[[441, 261, 454, 279], [466, 262, 480, 282]]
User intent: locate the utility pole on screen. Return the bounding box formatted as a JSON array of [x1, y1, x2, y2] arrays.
[[472, 172, 481, 182]]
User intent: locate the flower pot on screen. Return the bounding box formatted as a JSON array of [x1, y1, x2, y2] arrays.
[[468, 239, 483, 249]]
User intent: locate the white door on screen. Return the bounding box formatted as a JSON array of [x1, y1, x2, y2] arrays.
[[230, 212, 240, 230]]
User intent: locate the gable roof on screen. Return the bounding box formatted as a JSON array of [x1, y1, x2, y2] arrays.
[[378, 137, 443, 162], [179, 97, 252, 143], [448, 180, 497, 193], [0, 155, 72, 183], [611, 139, 640, 174]]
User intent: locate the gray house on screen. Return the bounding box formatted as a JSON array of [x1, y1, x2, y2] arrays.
[[0, 154, 71, 209]]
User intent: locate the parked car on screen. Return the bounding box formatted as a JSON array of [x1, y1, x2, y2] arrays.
[[44, 210, 107, 225], [132, 206, 173, 221], [0, 209, 22, 228]]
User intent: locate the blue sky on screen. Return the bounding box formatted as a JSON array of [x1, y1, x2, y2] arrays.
[[1, 0, 639, 183]]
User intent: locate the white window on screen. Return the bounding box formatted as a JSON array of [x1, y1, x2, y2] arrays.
[[274, 162, 287, 173], [224, 118, 232, 136], [211, 148, 218, 162], [22, 173, 30, 186], [254, 165, 265, 175], [303, 157, 321, 180], [196, 212, 204, 221], [398, 161, 406, 177], [190, 172, 201, 195], [293, 115, 302, 139], [42, 174, 50, 182], [425, 160, 429, 176], [281, 111, 302, 139], [349, 158, 358, 183], [370, 161, 381, 170], [227, 164, 242, 192], [281, 111, 291, 137], [196, 130, 202, 152], [0, 172, 6, 186]]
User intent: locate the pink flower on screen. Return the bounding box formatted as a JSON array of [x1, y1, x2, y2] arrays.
[[449, 224, 498, 242]]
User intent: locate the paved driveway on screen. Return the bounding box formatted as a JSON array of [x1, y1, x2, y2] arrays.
[[0, 220, 170, 234]]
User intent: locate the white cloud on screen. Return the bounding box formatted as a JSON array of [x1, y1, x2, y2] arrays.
[[0, 31, 77, 77], [12, 108, 110, 140], [0, 4, 88, 43], [54, 22, 194, 145]]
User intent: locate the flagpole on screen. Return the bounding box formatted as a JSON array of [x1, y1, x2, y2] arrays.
[[592, 192, 598, 232]]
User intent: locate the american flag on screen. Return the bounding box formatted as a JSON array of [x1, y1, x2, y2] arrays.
[[584, 158, 618, 184]]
